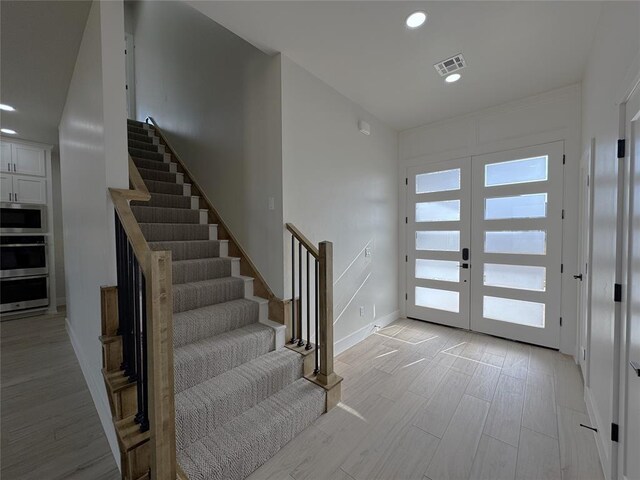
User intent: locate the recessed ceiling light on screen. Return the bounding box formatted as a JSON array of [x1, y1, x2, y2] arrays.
[[1, 128, 17, 135], [0, 104, 15, 112], [406, 11, 427, 29], [445, 73, 461, 83]]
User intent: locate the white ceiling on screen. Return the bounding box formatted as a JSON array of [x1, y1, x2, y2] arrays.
[[1, 1, 91, 145], [189, 1, 603, 131]]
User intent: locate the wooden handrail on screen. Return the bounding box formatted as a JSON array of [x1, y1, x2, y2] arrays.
[[285, 223, 342, 410], [286, 223, 319, 259], [109, 154, 176, 479], [145, 117, 280, 300]]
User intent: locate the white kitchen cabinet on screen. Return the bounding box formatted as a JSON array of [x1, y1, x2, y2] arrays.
[[0, 143, 12, 173], [13, 144, 46, 176], [0, 173, 12, 201], [13, 175, 47, 204], [1, 174, 46, 204]]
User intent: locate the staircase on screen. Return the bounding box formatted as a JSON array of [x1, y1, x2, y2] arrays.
[[124, 119, 326, 479]]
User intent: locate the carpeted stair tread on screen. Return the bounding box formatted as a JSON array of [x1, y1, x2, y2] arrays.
[[175, 348, 303, 450], [131, 156, 171, 172], [128, 140, 159, 152], [127, 131, 154, 144], [127, 125, 150, 137], [127, 119, 145, 127], [129, 147, 164, 162], [137, 167, 178, 183], [132, 205, 200, 224], [173, 257, 232, 284], [173, 276, 245, 313], [140, 223, 210, 242], [148, 240, 220, 261], [132, 192, 191, 209], [145, 179, 184, 196], [174, 323, 275, 393], [177, 378, 325, 480], [174, 298, 259, 347]]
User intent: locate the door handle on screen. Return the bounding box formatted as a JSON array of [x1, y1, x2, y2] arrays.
[[631, 361, 640, 377], [573, 274, 583, 281], [462, 248, 469, 261]]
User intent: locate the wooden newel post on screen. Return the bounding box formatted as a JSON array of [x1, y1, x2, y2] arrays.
[[147, 251, 176, 479], [318, 241, 338, 388]]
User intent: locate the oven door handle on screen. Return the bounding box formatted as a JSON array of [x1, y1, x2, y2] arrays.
[[0, 243, 47, 247]]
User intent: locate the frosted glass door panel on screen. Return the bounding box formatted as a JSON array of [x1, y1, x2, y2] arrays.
[[416, 168, 460, 194], [483, 296, 545, 328], [484, 264, 546, 291], [416, 200, 460, 222], [485, 193, 547, 220], [416, 231, 460, 251], [484, 231, 546, 255], [416, 287, 459, 313], [416, 259, 460, 282], [485, 156, 548, 187]]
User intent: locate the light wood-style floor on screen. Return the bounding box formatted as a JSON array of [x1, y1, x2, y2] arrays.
[[249, 317, 605, 480], [1, 312, 119, 480]]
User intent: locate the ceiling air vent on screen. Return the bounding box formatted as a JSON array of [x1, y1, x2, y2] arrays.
[[434, 54, 467, 77]]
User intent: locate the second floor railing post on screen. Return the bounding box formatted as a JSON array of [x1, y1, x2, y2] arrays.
[[317, 241, 335, 386]]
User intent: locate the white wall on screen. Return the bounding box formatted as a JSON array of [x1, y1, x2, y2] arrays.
[[280, 56, 399, 349], [59, 0, 128, 465], [51, 150, 66, 305], [581, 3, 640, 479], [127, 0, 284, 297], [399, 84, 581, 356]]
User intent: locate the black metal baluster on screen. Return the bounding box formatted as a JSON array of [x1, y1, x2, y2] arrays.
[[315, 259, 319, 373], [306, 251, 311, 350], [115, 215, 127, 372], [133, 260, 144, 426], [139, 273, 149, 432], [125, 242, 137, 382], [291, 235, 296, 344], [298, 242, 304, 347]]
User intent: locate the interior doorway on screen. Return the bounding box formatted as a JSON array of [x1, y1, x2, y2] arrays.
[[406, 141, 565, 348]]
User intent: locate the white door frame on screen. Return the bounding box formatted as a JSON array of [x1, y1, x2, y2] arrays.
[[577, 138, 596, 385], [618, 73, 640, 480]]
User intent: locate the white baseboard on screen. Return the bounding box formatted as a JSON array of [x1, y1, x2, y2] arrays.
[[65, 318, 121, 471], [585, 385, 610, 480], [334, 310, 400, 356]]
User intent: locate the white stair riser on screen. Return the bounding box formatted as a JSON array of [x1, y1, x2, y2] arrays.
[[209, 224, 218, 241], [190, 196, 200, 209], [176, 172, 184, 185], [219, 240, 229, 257], [242, 277, 254, 298], [199, 210, 208, 225], [230, 258, 240, 276], [169, 162, 177, 173], [182, 184, 191, 196], [164, 153, 172, 163]]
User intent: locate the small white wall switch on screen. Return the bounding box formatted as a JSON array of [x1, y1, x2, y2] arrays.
[[268, 197, 275, 211], [365, 246, 372, 257], [359, 306, 365, 317], [358, 120, 371, 136]]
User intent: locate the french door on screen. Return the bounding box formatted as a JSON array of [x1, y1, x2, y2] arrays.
[[407, 158, 471, 329], [406, 142, 564, 348]]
